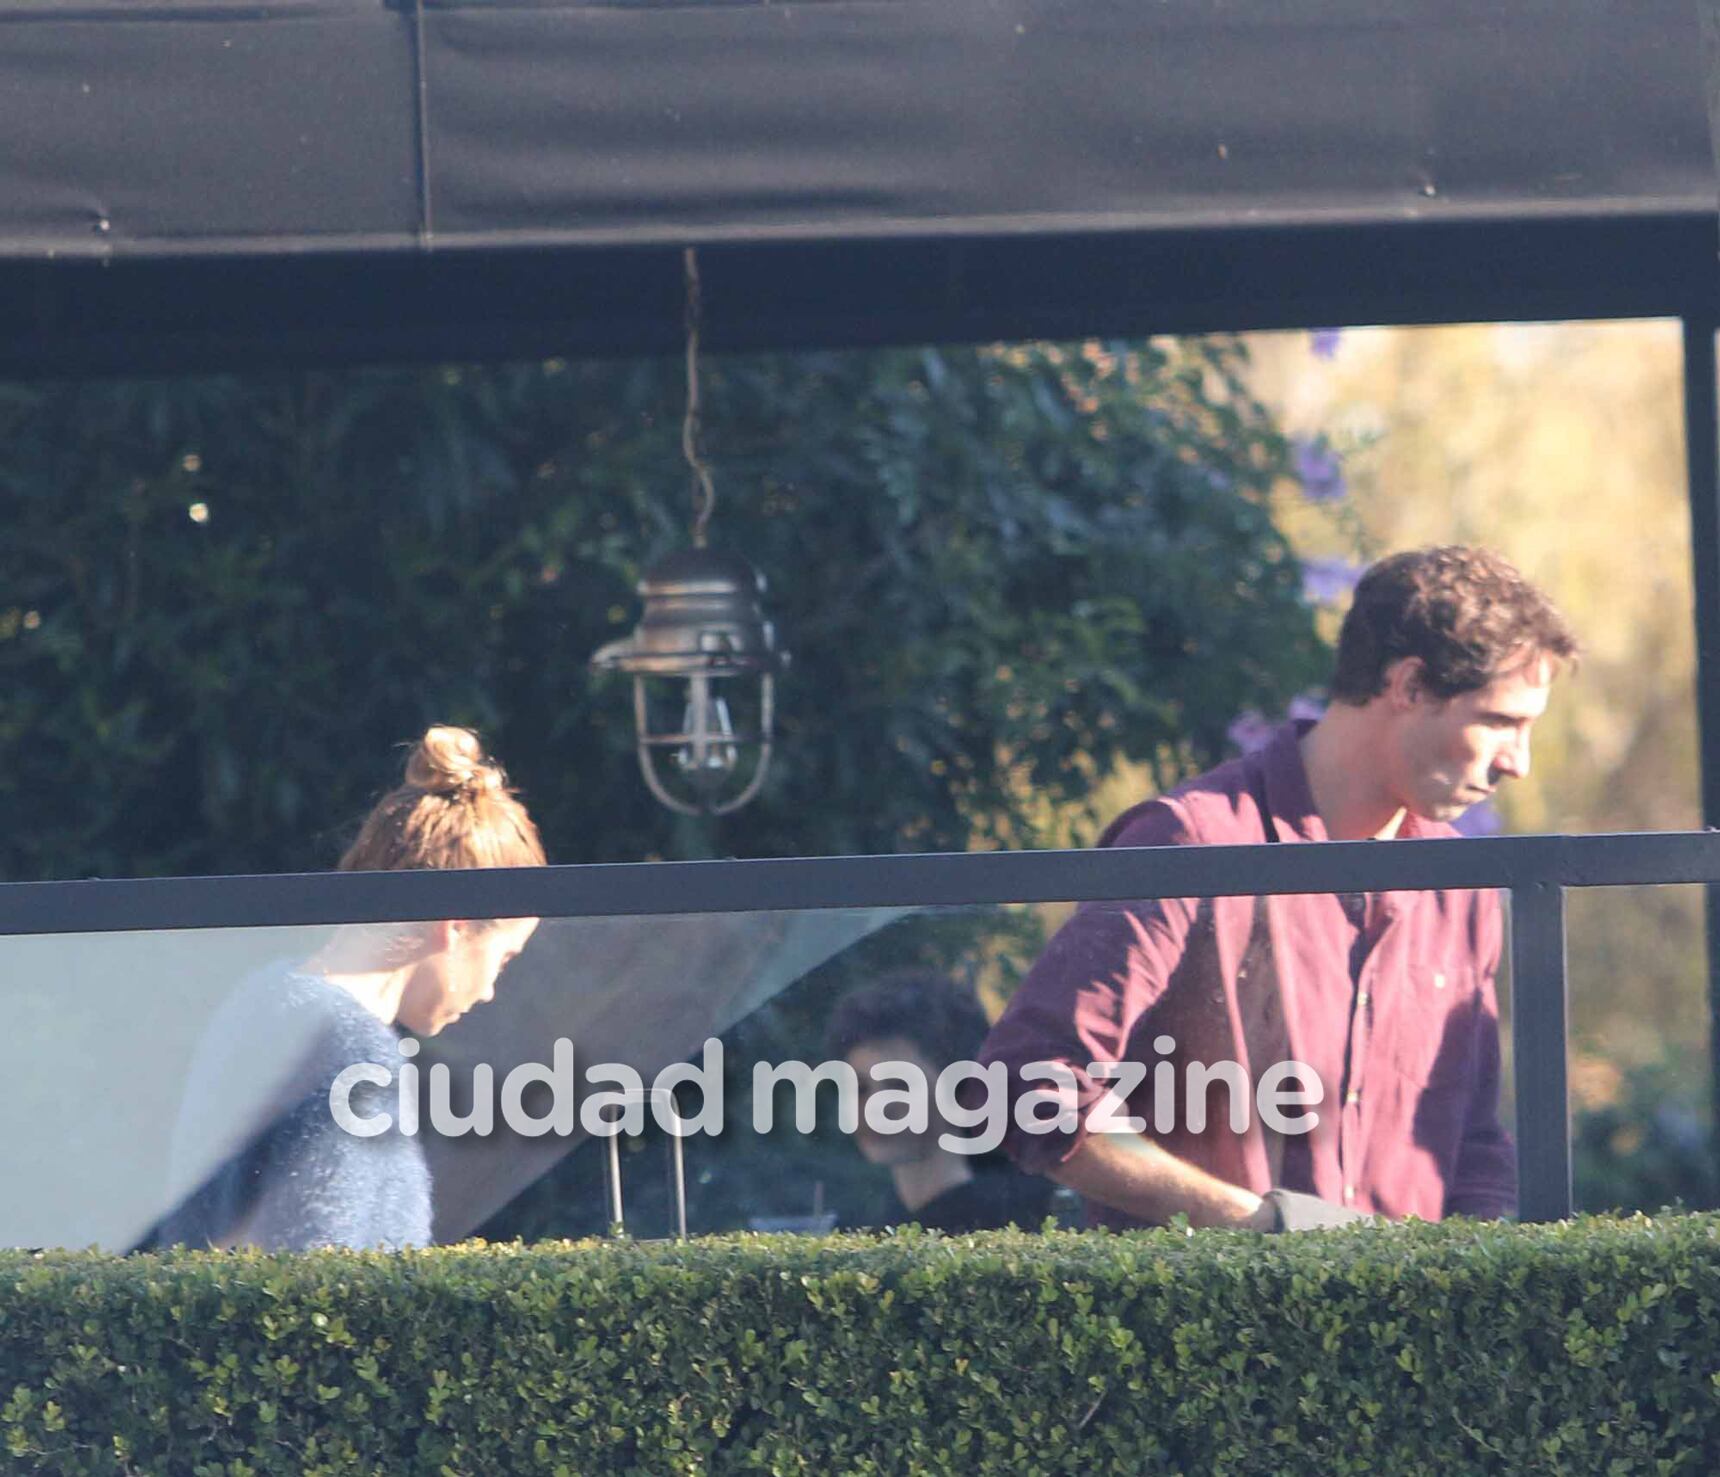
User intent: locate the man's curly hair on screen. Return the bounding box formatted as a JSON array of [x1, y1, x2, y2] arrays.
[[1328, 545, 1580, 704], [823, 970, 989, 1068]]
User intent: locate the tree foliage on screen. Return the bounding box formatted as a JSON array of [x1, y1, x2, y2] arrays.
[[1, 338, 1322, 880]]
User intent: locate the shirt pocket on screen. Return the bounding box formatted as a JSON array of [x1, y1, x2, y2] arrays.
[[1386, 964, 1480, 1094]]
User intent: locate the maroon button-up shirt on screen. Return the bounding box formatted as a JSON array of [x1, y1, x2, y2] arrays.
[[978, 720, 1514, 1226]]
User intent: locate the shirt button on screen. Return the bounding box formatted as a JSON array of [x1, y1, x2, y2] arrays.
[[1357, 991, 1371, 1010], [1343, 1185, 1356, 1203], [1346, 1089, 1361, 1105]]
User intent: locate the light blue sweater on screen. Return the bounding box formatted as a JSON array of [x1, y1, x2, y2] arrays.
[[153, 964, 431, 1251]]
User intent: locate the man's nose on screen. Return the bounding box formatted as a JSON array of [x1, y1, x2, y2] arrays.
[[1494, 732, 1531, 782]]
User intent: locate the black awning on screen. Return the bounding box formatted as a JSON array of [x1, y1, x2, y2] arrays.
[[1, 0, 1716, 367], [4, 0, 1713, 257]]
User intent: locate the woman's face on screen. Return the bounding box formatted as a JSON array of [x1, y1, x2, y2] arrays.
[[396, 916, 540, 1036]]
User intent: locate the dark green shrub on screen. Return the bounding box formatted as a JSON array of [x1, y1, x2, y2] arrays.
[[1574, 1053, 1719, 1215], [5, 1216, 1720, 1475]]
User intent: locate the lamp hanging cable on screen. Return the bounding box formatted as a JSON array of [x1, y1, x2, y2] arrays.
[[681, 246, 718, 547], [589, 241, 785, 819]]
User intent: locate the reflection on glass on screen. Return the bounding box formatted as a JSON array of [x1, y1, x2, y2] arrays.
[[1, 876, 1535, 1252], [0, 906, 903, 1251], [153, 917, 538, 1252]]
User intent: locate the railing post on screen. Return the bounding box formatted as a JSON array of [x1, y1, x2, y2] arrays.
[[1682, 314, 1720, 1189], [1511, 882, 1572, 1221]]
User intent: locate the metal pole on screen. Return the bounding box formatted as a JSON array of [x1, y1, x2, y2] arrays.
[[602, 1089, 690, 1241], [670, 1132, 688, 1242], [605, 1131, 625, 1235], [659, 1086, 689, 1241], [1511, 883, 1571, 1221], [1681, 315, 1720, 1184]]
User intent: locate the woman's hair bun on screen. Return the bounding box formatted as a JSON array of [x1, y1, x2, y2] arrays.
[[339, 724, 546, 872], [404, 724, 505, 799]]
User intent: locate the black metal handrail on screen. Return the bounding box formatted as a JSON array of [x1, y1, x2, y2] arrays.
[[2, 829, 1718, 933]]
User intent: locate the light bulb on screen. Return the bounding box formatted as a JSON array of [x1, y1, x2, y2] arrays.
[[674, 678, 740, 778]]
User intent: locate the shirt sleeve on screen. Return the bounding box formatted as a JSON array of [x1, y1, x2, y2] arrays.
[[976, 798, 1202, 1175], [1444, 892, 1517, 1219]]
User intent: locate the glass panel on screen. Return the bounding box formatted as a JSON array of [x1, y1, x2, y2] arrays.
[[0, 908, 899, 1250], [1565, 885, 1715, 1214], [3, 879, 1539, 1249]]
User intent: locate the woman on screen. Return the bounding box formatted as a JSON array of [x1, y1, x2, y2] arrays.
[[154, 725, 546, 1251]]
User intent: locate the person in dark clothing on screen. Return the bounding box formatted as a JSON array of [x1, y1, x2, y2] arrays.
[[825, 971, 1052, 1234], [153, 725, 546, 1251]]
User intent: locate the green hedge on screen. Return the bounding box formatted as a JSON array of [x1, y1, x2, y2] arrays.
[[5, 1217, 1720, 1475]]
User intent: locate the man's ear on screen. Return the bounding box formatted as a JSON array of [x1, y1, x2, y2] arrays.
[[1384, 657, 1426, 710]]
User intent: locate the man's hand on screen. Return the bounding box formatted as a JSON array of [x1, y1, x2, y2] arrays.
[[1255, 1187, 1375, 1231], [1049, 1130, 1268, 1229], [1048, 1132, 1378, 1231], [1241, 1196, 1281, 1231]]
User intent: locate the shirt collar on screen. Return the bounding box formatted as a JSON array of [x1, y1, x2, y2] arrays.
[[1260, 718, 1445, 844], [1259, 719, 1327, 843]]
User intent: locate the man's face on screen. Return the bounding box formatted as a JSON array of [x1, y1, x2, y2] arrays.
[[1393, 655, 1553, 823], [847, 1035, 941, 1167], [397, 915, 540, 1036]]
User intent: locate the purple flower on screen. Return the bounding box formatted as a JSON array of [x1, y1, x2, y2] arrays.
[[1310, 328, 1343, 361], [1452, 799, 1503, 837], [1288, 692, 1328, 724], [1226, 710, 1276, 756], [1300, 556, 1362, 607], [1654, 1102, 1706, 1153], [1294, 437, 1346, 504]]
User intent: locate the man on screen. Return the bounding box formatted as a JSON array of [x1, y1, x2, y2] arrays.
[[978, 545, 1579, 1231], [826, 971, 1053, 1233]]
